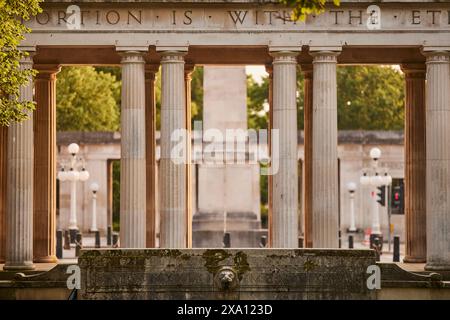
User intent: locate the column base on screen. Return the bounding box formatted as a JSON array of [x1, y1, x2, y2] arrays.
[[403, 255, 426, 263], [425, 263, 450, 271], [33, 255, 58, 263], [3, 261, 35, 271]]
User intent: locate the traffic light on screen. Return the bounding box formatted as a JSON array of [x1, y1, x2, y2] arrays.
[[391, 184, 404, 214], [376, 185, 386, 206]]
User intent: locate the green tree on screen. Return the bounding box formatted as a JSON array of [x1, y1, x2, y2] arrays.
[[280, 0, 340, 20], [337, 66, 404, 130], [246, 65, 404, 131], [95, 66, 121, 81], [154, 66, 203, 130], [246, 71, 306, 130], [56, 66, 121, 131], [190, 67, 204, 126], [247, 76, 269, 130], [0, 0, 42, 126]]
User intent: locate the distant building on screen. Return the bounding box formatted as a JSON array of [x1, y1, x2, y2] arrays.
[[57, 130, 405, 246]]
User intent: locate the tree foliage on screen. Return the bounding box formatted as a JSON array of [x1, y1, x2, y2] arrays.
[[56, 67, 121, 131], [337, 66, 404, 130], [190, 67, 204, 126], [280, 0, 340, 20], [0, 0, 42, 126], [246, 65, 405, 131]]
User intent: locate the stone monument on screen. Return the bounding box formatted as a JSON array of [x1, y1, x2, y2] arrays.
[[192, 66, 265, 248]]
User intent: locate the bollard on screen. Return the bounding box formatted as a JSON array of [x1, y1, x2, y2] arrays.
[[107, 225, 112, 246], [370, 233, 383, 255], [56, 230, 63, 259], [298, 236, 304, 248], [75, 233, 82, 257], [70, 229, 78, 244], [348, 235, 354, 249], [95, 231, 101, 248], [260, 235, 267, 248], [338, 230, 342, 249], [373, 238, 381, 262], [112, 233, 119, 248], [64, 230, 71, 250], [223, 232, 231, 248], [393, 236, 400, 262]]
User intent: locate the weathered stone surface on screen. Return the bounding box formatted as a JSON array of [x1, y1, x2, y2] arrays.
[[379, 263, 448, 288], [0, 264, 72, 300], [79, 249, 377, 300]]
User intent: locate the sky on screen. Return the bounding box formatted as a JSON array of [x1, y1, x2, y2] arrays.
[[245, 65, 268, 84]]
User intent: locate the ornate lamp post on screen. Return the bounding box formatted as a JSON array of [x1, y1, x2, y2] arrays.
[[346, 182, 357, 232], [359, 147, 392, 237], [89, 182, 99, 232], [57, 143, 90, 241]]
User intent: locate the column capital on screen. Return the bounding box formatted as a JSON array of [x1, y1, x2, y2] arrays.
[[119, 51, 146, 64], [19, 54, 34, 69], [156, 46, 189, 52], [18, 46, 36, 53], [270, 51, 299, 64], [309, 46, 342, 53], [401, 64, 426, 78], [34, 64, 61, 80], [116, 45, 149, 52], [160, 51, 187, 64], [423, 50, 450, 63], [310, 51, 340, 63]]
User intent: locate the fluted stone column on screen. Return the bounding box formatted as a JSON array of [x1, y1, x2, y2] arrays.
[[185, 64, 194, 248], [425, 51, 450, 271], [270, 51, 299, 248], [33, 64, 60, 263], [301, 64, 313, 248], [402, 64, 427, 263], [159, 51, 187, 248], [311, 51, 340, 248], [0, 126, 7, 263], [145, 65, 158, 248], [4, 55, 35, 270], [119, 51, 147, 248], [265, 64, 274, 246]]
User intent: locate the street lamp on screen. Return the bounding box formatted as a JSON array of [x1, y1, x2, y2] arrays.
[[346, 182, 357, 232], [359, 147, 392, 237], [90, 182, 99, 232], [57, 143, 90, 241]]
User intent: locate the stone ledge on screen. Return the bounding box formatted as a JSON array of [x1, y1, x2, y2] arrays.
[[379, 262, 450, 288]]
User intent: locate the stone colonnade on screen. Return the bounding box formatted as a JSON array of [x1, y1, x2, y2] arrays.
[[1, 47, 450, 271]]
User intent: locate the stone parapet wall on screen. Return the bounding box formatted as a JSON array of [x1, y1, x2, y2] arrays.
[[79, 248, 377, 299]]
